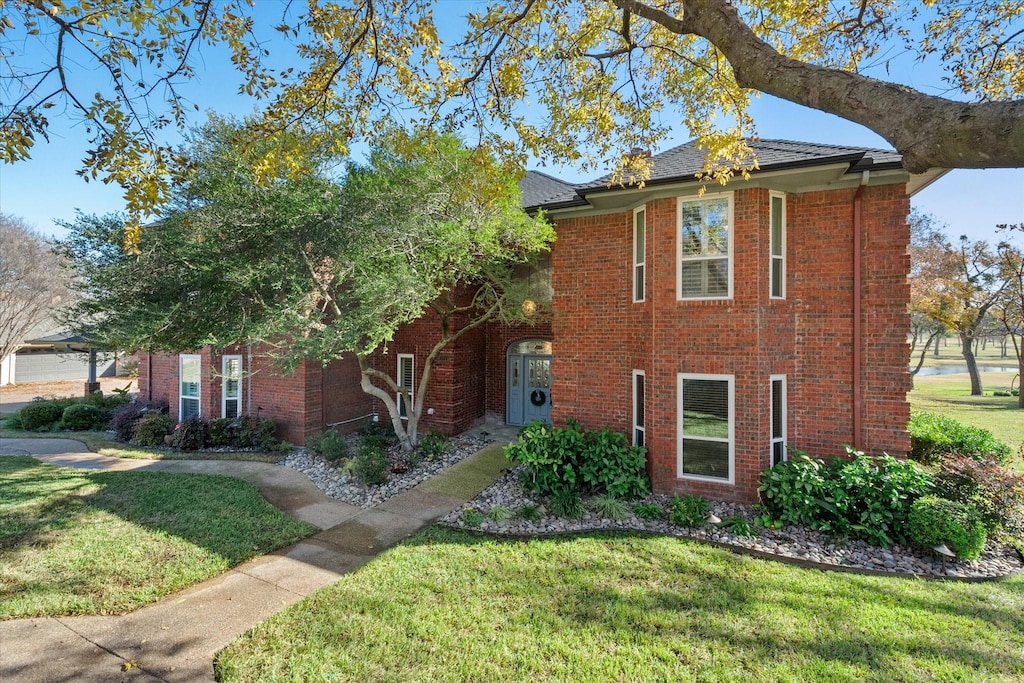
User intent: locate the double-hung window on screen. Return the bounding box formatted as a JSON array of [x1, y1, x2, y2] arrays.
[[397, 354, 414, 419], [632, 370, 645, 447], [770, 192, 786, 299], [179, 354, 201, 421], [633, 206, 646, 302], [770, 375, 787, 466], [678, 193, 732, 299], [678, 374, 734, 482], [222, 355, 242, 419]]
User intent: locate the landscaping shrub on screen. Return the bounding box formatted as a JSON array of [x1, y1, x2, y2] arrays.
[[306, 429, 348, 464], [110, 402, 142, 442], [907, 495, 988, 560], [588, 494, 629, 520], [18, 401, 65, 431], [133, 412, 174, 446], [933, 453, 1024, 539], [235, 416, 278, 449], [632, 502, 664, 521], [207, 418, 237, 447], [908, 411, 1011, 465], [669, 494, 710, 527], [171, 417, 208, 451], [60, 404, 103, 431], [349, 441, 388, 486], [550, 489, 584, 519], [418, 430, 449, 461], [758, 448, 933, 546], [3, 413, 22, 430], [505, 418, 650, 500]]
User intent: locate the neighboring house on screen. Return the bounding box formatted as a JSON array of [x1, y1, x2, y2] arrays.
[[138, 139, 945, 503], [1, 326, 118, 386]]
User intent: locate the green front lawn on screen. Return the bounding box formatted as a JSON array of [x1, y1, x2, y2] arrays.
[[216, 527, 1024, 683], [0, 456, 315, 619]]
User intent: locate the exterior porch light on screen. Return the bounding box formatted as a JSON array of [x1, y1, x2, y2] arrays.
[[521, 299, 538, 316]]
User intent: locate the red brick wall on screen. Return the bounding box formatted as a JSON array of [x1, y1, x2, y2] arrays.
[[551, 184, 911, 503]]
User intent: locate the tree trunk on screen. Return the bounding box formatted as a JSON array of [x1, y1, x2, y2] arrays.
[[960, 331, 984, 396], [933, 335, 941, 356]]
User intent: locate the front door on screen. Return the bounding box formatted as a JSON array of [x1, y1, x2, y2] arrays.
[[507, 340, 553, 425]]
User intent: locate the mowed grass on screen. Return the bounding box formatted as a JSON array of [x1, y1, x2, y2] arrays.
[[910, 372, 1024, 461], [0, 456, 316, 619], [216, 527, 1024, 683], [0, 429, 284, 462]]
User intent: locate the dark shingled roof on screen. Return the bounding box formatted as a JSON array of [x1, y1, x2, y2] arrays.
[[519, 169, 581, 210], [522, 138, 904, 209]]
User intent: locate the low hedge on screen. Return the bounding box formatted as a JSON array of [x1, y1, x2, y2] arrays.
[[908, 411, 1011, 465]]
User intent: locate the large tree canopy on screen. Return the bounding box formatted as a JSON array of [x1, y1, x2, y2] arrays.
[[57, 122, 555, 448], [3, 0, 1021, 217]]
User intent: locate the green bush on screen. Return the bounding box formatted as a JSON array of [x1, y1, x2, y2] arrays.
[[505, 418, 650, 500], [109, 401, 165, 442], [171, 417, 208, 451], [907, 495, 988, 560], [18, 401, 65, 431], [550, 489, 584, 519], [669, 494, 710, 527], [588, 494, 630, 520], [908, 411, 1011, 465], [718, 515, 756, 538], [758, 448, 933, 546], [60, 404, 103, 431], [235, 416, 277, 449], [934, 453, 1024, 539], [207, 418, 236, 447], [133, 412, 174, 446], [349, 441, 388, 486], [632, 502, 664, 521], [307, 429, 348, 464], [3, 413, 22, 430], [418, 430, 449, 461]]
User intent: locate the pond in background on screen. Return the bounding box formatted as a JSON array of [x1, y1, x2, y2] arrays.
[[914, 365, 1019, 376]]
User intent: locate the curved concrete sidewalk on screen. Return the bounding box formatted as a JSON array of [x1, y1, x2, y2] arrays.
[[0, 436, 510, 682]]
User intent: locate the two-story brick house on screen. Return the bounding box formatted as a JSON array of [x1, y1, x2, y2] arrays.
[[138, 138, 943, 503]]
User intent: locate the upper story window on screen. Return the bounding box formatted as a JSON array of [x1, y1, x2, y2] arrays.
[[677, 193, 733, 300], [633, 206, 646, 303], [770, 191, 786, 299]]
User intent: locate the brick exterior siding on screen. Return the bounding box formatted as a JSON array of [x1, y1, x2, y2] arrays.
[[137, 172, 911, 505], [550, 184, 911, 503]]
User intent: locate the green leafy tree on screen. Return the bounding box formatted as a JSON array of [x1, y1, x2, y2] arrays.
[[57, 121, 554, 450], [2, 1, 1022, 219], [993, 226, 1024, 408]]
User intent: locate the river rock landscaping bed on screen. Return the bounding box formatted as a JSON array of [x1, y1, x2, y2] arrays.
[[438, 464, 1023, 580], [281, 432, 493, 508]]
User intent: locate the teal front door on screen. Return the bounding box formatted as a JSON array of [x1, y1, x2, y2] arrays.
[[507, 340, 553, 426]]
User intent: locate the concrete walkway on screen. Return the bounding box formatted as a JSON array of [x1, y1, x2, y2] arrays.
[[0, 434, 512, 682]]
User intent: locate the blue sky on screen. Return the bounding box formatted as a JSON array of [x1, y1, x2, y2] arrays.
[[1, 5, 1021, 244]]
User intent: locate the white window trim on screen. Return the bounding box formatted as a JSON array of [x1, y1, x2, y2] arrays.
[[632, 369, 645, 447], [771, 374, 787, 466], [397, 353, 414, 420], [633, 206, 646, 303], [179, 354, 201, 421], [770, 191, 787, 300], [676, 192, 734, 301], [677, 373, 734, 484], [222, 355, 242, 419]]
